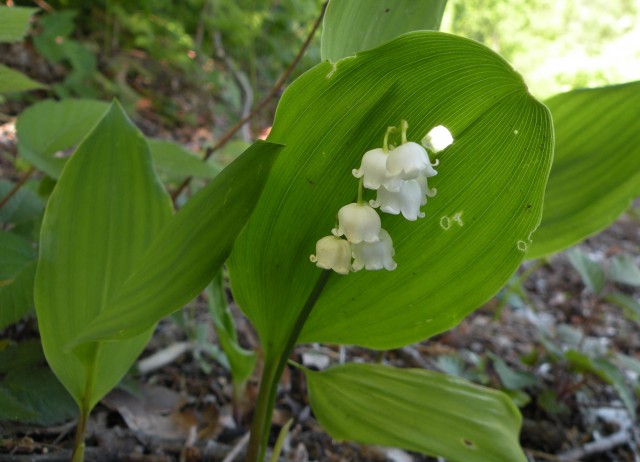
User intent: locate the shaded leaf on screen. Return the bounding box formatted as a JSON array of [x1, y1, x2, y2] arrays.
[[0, 180, 44, 229], [0, 65, 45, 94], [228, 32, 553, 354], [305, 363, 526, 462], [208, 273, 256, 386], [608, 253, 640, 287], [321, 0, 447, 62], [0, 6, 37, 43], [16, 99, 109, 178], [528, 82, 640, 258], [68, 140, 283, 344], [605, 293, 640, 322], [567, 248, 605, 294], [35, 101, 173, 409], [1, 368, 77, 425], [0, 231, 37, 328], [148, 138, 219, 181]]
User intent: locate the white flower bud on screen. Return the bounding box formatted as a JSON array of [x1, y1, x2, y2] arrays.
[[385, 142, 431, 180], [352, 148, 388, 190], [352, 229, 397, 271], [332, 203, 381, 243], [370, 179, 425, 221], [310, 236, 351, 274], [422, 125, 453, 153]]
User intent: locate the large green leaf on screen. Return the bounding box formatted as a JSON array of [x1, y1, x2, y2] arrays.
[[16, 99, 110, 178], [305, 363, 526, 462], [66, 141, 282, 344], [228, 32, 553, 354], [34, 101, 173, 409], [321, 0, 447, 62], [147, 138, 219, 181], [0, 64, 45, 94], [528, 82, 640, 258], [0, 231, 37, 328], [0, 6, 37, 43]]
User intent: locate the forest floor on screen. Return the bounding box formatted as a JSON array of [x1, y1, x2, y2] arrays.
[[1, 49, 640, 461]]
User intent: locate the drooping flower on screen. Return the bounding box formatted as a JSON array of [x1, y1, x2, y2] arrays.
[[352, 229, 397, 271], [310, 236, 352, 274], [422, 125, 454, 153], [385, 141, 437, 180], [370, 179, 425, 221], [352, 148, 388, 190], [332, 203, 381, 243]]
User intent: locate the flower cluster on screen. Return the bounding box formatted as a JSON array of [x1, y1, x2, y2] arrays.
[[310, 121, 453, 274]]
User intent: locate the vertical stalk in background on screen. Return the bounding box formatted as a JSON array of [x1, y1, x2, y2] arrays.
[[245, 270, 331, 462]]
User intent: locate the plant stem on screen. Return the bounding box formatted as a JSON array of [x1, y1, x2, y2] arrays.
[[0, 166, 35, 211], [71, 407, 89, 462], [357, 177, 364, 205], [245, 270, 331, 462]]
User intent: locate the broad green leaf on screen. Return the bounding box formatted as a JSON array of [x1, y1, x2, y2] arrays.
[[148, 138, 219, 181], [35, 101, 173, 410], [608, 253, 640, 287], [67, 141, 282, 344], [0, 231, 37, 328], [0, 65, 45, 94], [228, 32, 553, 353], [0, 6, 37, 43], [0, 387, 37, 422], [528, 82, 640, 258], [0, 180, 44, 229], [16, 99, 109, 178], [567, 248, 605, 294], [305, 363, 527, 462], [605, 293, 640, 322], [565, 350, 636, 420], [321, 0, 447, 62], [208, 273, 256, 386]]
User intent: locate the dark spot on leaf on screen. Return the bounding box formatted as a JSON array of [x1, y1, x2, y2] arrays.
[[306, 177, 315, 185], [385, 8, 390, 12], [462, 439, 475, 449]]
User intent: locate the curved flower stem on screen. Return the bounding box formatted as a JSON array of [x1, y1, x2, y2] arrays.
[[357, 177, 364, 205], [245, 270, 332, 462], [400, 119, 408, 144], [383, 126, 396, 152]]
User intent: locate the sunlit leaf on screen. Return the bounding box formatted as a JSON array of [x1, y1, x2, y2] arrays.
[[321, 0, 447, 62], [16, 99, 109, 178], [67, 141, 282, 344], [35, 101, 173, 410], [567, 248, 605, 294], [528, 82, 640, 258], [0, 65, 45, 94], [228, 32, 553, 355], [0, 6, 37, 43], [608, 253, 640, 287], [0, 231, 36, 329], [305, 363, 527, 462]]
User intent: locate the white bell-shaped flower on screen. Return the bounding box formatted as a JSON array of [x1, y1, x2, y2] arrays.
[[332, 203, 381, 243], [310, 236, 351, 274], [386, 141, 432, 180], [352, 229, 397, 271], [370, 179, 425, 221], [422, 125, 453, 153], [416, 174, 437, 206], [352, 148, 388, 190]]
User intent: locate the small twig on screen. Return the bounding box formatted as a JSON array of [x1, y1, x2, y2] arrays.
[[0, 166, 36, 211], [557, 428, 633, 461], [525, 448, 576, 462], [221, 432, 250, 462], [170, 0, 329, 203], [32, 0, 54, 12]]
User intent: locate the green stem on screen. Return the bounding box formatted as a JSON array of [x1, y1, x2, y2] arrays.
[[357, 177, 364, 205], [245, 270, 332, 462], [71, 407, 89, 462], [383, 126, 396, 152], [400, 119, 408, 144]]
